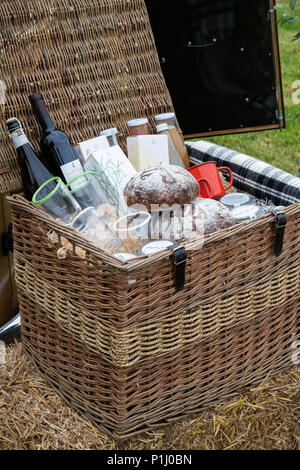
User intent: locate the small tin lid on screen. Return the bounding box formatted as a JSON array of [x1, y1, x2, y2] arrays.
[[100, 127, 118, 136], [114, 252, 138, 262], [154, 112, 175, 121], [270, 205, 286, 214], [220, 193, 251, 208], [140, 240, 174, 256], [127, 118, 149, 127], [230, 204, 260, 222]]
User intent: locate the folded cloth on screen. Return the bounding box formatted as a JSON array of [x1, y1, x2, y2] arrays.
[[186, 141, 300, 207]]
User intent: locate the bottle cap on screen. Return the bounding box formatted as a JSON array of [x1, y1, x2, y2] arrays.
[[156, 123, 169, 133], [154, 112, 175, 121], [6, 117, 22, 134], [29, 92, 43, 103], [127, 118, 149, 127], [100, 127, 118, 137]]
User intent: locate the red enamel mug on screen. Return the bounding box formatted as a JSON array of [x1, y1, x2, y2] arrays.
[[188, 161, 234, 198]]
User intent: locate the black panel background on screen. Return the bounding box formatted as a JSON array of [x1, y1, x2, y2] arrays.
[[145, 0, 281, 135]]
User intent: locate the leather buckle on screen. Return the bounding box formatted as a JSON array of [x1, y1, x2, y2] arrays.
[[169, 243, 187, 291], [271, 210, 287, 257]]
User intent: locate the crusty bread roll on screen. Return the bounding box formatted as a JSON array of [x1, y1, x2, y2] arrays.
[[153, 198, 235, 241], [124, 165, 200, 211]]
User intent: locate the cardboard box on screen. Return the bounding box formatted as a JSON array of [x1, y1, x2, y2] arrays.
[[74, 135, 110, 165], [127, 135, 169, 171], [85, 146, 137, 214]]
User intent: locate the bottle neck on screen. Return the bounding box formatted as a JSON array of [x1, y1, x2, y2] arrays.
[[31, 97, 55, 132], [10, 128, 30, 150]]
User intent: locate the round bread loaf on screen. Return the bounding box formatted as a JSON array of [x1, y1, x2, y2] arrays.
[[124, 165, 200, 210], [153, 198, 235, 241]]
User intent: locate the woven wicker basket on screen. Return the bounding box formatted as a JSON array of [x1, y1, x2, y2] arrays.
[[2, 0, 300, 441], [0, 0, 175, 194], [8, 184, 300, 439]]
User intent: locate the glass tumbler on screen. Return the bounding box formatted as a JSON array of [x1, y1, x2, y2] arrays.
[[65, 171, 104, 210], [32, 177, 82, 224]]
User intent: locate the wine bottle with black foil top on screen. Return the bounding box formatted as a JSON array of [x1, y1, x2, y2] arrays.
[[6, 118, 53, 200], [29, 93, 83, 184]]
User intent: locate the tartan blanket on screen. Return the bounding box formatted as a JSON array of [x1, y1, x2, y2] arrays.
[[186, 141, 300, 207]]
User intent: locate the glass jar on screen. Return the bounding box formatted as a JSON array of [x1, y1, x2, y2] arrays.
[[156, 123, 185, 168], [154, 113, 190, 168], [127, 118, 150, 136], [100, 127, 119, 147]]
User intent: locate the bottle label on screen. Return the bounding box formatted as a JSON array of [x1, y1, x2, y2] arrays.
[[11, 129, 29, 149], [60, 159, 84, 191]]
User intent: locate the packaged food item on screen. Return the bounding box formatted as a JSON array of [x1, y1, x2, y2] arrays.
[[124, 165, 200, 211], [85, 145, 137, 214], [153, 198, 235, 241], [127, 135, 169, 171], [127, 118, 150, 136], [230, 204, 263, 223], [156, 123, 185, 168], [73, 135, 110, 164], [100, 128, 119, 147], [154, 112, 190, 168], [79, 210, 123, 254]]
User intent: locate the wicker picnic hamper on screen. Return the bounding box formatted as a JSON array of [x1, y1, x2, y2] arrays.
[[8, 185, 300, 439], [1, 0, 300, 440]]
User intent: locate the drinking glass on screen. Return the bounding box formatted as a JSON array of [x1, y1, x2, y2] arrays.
[[113, 212, 152, 240], [32, 177, 82, 224], [77, 207, 124, 253], [65, 171, 105, 210]]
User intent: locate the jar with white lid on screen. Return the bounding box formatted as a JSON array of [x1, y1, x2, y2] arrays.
[[100, 127, 119, 147], [127, 118, 150, 136], [154, 113, 190, 168]]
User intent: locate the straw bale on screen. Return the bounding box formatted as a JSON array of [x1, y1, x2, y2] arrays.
[[0, 342, 299, 450]]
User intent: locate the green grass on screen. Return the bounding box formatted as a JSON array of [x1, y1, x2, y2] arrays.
[[189, 0, 300, 175]]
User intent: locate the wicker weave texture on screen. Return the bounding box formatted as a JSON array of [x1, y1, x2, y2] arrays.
[[0, 0, 174, 193], [15, 256, 300, 367], [9, 194, 300, 370], [8, 191, 300, 438], [20, 291, 299, 440]]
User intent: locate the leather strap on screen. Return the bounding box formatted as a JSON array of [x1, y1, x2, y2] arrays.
[[169, 244, 187, 291], [271, 209, 287, 257]]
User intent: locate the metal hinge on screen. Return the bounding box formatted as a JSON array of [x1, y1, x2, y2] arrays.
[[276, 109, 284, 121], [268, 9, 275, 20]]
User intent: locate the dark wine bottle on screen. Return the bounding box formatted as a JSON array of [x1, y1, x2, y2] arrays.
[[6, 118, 53, 200], [29, 93, 83, 184], [0, 314, 21, 344]]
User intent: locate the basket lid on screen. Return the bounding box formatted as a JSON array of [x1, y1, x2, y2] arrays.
[[0, 0, 176, 194]]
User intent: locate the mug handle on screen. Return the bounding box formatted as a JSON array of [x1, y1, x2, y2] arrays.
[[218, 167, 234, 191], [197, 178, 213, 198]]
